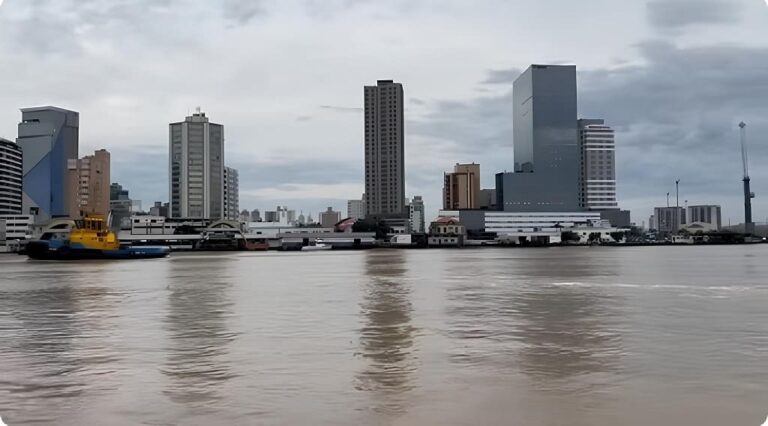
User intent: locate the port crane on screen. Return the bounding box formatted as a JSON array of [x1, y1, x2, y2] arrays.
[[739, 122, 756, 236]]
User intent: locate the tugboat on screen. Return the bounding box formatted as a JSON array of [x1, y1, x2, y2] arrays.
[[26, 215, 170, 260]]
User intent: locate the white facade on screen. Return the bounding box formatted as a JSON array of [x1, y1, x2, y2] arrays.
[[0, 138, 23, 215], [578, 119, 618, 210], [0, 214, 33, 252], [686, 205, 721, 231], [409, 195, 425, 233], [129, 216, 179, 235], [347, 198, 365, 221], [223, 166, 239, 220], [485, 212, 603, 234]]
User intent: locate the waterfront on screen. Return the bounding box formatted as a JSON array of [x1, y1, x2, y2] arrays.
[[0, 247, 767, 425]]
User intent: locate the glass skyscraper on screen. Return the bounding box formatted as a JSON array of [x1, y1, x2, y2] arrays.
[[496, 65, 580, 212], [17, 106, 79, 221]]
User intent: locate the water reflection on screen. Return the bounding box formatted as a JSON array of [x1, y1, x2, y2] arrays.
[[162, 255, 239, 407], [447, 250, 624, 390], [355, 250, 417, 416], [0, 267, 117, 423], [511, 252, 624, 387]]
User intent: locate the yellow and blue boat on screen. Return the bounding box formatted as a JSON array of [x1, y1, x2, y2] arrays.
[[26, 215, 170, 260]]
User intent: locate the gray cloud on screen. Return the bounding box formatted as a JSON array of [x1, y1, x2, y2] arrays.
[[410, 41, 768, 222], [646, 0, 741, 31], [222, 0, 268, 25], [2, 0, 766, 223], [319, 105, 364, 113], [482, 68, 522, 85]]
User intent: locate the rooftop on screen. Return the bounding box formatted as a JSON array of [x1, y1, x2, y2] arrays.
[[20, 106, 79, 114]]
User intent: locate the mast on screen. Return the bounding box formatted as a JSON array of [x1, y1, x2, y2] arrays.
[[739, 122, 755, 236]]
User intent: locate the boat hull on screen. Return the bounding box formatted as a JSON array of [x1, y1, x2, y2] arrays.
[[26, 241, 170, 260]]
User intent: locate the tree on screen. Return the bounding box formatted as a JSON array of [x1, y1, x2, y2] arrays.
[[561, 231, 580, 243], [352, 219, 391, 240], [609, 231, 626, 243], [588, 232, 602, 243]]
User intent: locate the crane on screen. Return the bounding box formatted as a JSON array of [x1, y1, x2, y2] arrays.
[[739, 122, 756, 236]]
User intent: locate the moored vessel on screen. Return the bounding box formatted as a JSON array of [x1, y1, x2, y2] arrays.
[[26, 215, 170, 260]]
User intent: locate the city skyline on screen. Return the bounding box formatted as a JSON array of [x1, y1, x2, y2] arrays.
[[1, 1, 767, 224]]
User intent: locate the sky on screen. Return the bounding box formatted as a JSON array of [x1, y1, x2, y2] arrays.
[[1, 0, 768, 225]]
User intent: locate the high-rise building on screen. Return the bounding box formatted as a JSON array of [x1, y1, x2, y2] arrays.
[[409, 195, 425, 233], [347, 196, 365, 221], [223, 166, 239, 220], [0, 138, 23, 215], [578, 119, 617, 210], [364, 80, 405, 219], [654, 206, 686, 235], [443, 163, 480, 210], [67, 149, 110, 217], [478, 189, 497, 210], [17, 106, 79, 221], [496, 65, 580, 212], [109, 182, 133, 230], [169, 110, 224, 219], [687, 205, 722, 230], [251, 209, 261, 222], [264, 210, 278, 223], [149, 202, 169, 217], [286, 209, 297, 225], [320, 207, 341, 228]]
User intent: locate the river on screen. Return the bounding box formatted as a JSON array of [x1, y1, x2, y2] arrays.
[[1, 246, 766, 425]]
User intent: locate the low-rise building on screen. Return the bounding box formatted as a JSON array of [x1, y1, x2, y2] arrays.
[[0, 214, 33, 252], [428, 217, 466, 247], [687, 205, 721, 231], [440, 210, 607, 245], [682, 222, 719, 234], [149, 202, 169, 218]]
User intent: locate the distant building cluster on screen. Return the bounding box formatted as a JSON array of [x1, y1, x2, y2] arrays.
[[355, 67, 637, 245], [650, 205, 722, 236], [0, 63, 748, 251]]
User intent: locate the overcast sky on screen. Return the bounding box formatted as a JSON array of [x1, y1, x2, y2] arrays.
[[1, 0, 767, 225]]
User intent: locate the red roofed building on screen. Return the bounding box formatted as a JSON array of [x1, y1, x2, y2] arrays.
[[428, 217, 466, 247], [334, 217, 356, 233]]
